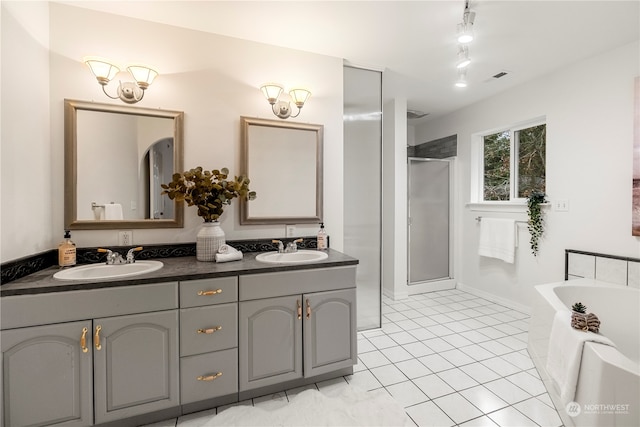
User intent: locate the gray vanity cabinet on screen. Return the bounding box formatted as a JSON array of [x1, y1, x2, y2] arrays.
[[0, 282, 179, 427], [93, 310, 179, 424], [1, 321, 94, 427], [239, 295, 302, 391], [179, 277, 239, 406], [238, 266, 358, 393]]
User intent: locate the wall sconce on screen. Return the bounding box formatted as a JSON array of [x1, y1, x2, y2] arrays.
[[260, 84, 311, 119], [84, 58, 158, 104]]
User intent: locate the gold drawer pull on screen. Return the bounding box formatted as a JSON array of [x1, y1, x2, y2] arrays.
[[197, 289, 222, 296], [197, 326, 222, 334], [197, 372, 222, 381], [306, 298, 312, 319], [94, 325, 102, 351], [297, 299, 302, 320], [80, 327, 89, 353]]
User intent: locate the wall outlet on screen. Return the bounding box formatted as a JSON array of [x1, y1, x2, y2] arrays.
[[554, 199, 569, 212], [286, 225, 296, 237], [118, 230, 133, 246]]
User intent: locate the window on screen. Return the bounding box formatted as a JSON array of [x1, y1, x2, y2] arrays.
[[480, 121, 546, 202]]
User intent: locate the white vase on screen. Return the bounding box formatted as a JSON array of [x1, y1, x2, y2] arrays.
[[196, 221, 226, 261]]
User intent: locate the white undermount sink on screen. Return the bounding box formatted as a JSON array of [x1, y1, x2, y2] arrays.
[[255, 250, 328, 265], [53, 260, 163, 280]]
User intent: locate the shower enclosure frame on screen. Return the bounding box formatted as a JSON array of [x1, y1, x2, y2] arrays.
[[407, 157, 455, 291]]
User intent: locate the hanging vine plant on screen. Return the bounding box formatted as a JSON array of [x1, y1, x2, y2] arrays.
[[526, 191, 547, 256]]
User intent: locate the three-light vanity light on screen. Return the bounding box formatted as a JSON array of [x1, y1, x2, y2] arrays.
[[84, 58, 158, 104]]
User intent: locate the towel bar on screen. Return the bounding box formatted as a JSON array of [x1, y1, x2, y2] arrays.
[[475, 216, 527, 224]]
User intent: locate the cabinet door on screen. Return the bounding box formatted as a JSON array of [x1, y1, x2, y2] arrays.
[[93, 310, 179, 424], [239, 295, 302, 391], [1, 321, 93, 427], [303, 288, 357, 377]]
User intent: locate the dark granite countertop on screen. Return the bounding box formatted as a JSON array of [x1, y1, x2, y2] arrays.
[[1, 249, 358, 297]]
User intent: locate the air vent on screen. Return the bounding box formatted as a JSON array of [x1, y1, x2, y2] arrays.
[[492, 71, 508, 79]]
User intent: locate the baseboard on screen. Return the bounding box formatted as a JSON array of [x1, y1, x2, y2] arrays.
[[456, 282, 531, 315], [382, 287, 408, 301], [407, 279, 456, 295]]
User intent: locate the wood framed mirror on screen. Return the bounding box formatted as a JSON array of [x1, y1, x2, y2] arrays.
[[64, 99, 184, 229], [240, 116, 323, 225]]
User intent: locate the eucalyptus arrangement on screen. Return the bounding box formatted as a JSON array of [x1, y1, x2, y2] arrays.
[[162, 167, 256, 222], [526, 191, 547, 256]]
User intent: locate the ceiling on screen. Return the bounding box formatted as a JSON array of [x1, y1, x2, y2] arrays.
[[58, 1, 639, 124]]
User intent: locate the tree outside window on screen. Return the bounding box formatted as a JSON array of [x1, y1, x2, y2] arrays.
[[483, 123, 546, 201]]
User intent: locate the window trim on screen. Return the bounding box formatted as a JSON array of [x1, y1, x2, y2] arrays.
[[470, 117, 546, 204]]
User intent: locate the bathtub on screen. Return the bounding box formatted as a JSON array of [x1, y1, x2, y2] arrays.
[[528, 278, 639, 427]]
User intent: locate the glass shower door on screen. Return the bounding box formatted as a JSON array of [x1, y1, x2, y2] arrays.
[[408, 158, 450, 284], [344, 66, 382, 330]]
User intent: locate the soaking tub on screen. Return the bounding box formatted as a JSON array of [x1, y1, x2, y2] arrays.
[[528, 278, 639, 427]]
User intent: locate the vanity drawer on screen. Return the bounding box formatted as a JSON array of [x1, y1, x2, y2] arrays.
[[180, 348, 238, 404], [180, 277, 238, 308], [180, 303, 238, 356]]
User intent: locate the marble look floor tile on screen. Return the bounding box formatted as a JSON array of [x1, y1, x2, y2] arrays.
[[487, 406, 538, 427], [437, 367, 479, 391], [345, 369, 383, 391], [506, 371, 546, 396], [381, 345, 415, 363], [501, 351, 535, 370], [394, 358, 432, 379], [480, 356, 522, 376], [433, 392, 484, 425], [413, 373, 455, 399], [405, 401, 455, 427], [484, 378, 531, 404], [368, 334, 399, 350], [388, 330, 419, 345], [418, 353, 455, 372], [514, 397, 564, 427], [385, 380, 429, 408], [438, 348, 476, 367], [252, 392, 288, 410], [370, 364, 408, 386], [458, 415, 499, 426], [458, 344, 496, 361], [316, 376, 350, 396], [403, 341, 435, 358], [284, 383, 317, 399], [358, 349, 392, 369], [423, 337, 455, 352], [459, 385, 509, 413], [460, 362, 502, 384]]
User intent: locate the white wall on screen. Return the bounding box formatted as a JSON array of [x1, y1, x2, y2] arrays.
[[415, 41, 640, 309], [1, 1, 53, 262], [1, 3, 344, 262]]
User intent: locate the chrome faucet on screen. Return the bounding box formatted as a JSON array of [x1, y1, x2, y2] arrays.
[[272, 240, 285, 253], [98, 246, 143, 264], [285, 238, 304, 253]]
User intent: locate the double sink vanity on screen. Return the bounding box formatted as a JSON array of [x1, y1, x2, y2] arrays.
[[0, 248, 358, 427]]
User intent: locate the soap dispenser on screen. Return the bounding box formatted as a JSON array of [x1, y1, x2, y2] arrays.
[[58, 230, 77, 267], [317, 223, 328, 250]]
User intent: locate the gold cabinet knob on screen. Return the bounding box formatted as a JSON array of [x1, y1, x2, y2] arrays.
[[197, 289, 222, 296], [197, 372, 222, 381], [197, 326, 222, 334], [80, 327, 89, 353], [94, 325, 102, 350]]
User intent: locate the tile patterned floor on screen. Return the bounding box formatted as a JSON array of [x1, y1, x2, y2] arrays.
[[145, 289, 563, 427]]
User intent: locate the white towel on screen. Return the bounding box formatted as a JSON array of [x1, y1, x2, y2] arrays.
[[215, 251, 243, 263], [478, 218, 516, 263], [103, 203, 123, 220], [218, 244, 239, 254], [546, 310, 615, 403]]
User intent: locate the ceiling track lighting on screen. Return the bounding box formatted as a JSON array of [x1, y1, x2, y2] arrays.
[[260, 83, 311, 119], [455, 69, 468, 88], [457, 0, 476, 44], [84, 58, 158, 104], [456, 45, 471, 69]]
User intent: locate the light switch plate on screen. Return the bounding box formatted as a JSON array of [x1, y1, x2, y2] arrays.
[[554, 199, 569, 211], [286, 225, 296, 237]]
